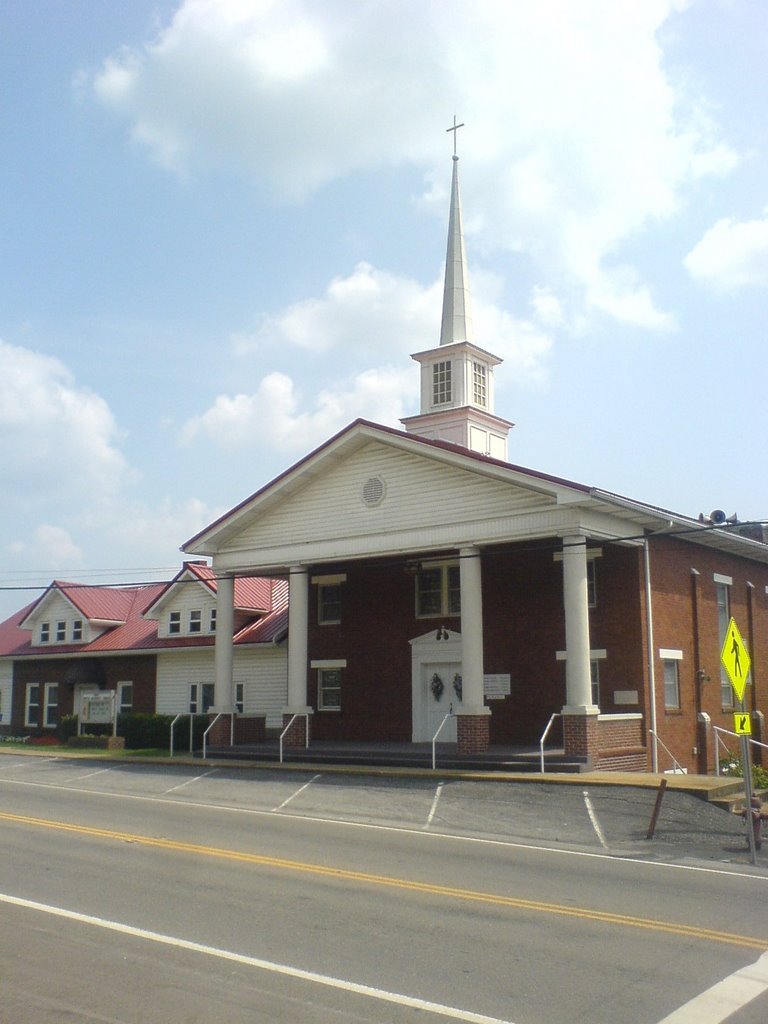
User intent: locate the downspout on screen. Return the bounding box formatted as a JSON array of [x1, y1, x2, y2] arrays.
[[643, 538, 658, 772]]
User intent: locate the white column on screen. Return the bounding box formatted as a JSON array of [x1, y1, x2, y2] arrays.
[[562, 535, 595, 710], [213, 573, 235, 712], [285, 565, 311, 714], [459, 546, 490, 715]]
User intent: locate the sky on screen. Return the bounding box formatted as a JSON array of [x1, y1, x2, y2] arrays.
[[1, 0, 767, 621]]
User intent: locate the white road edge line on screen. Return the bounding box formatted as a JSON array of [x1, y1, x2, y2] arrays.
[[273, 773, 321, 811], [654, 949, 768, 1024], [424, 782, 444, 829], [583, 790, 609, 850], [163, 768, 218, 794], [0, 891, 515, 1024], [1, 774, 765, 883]]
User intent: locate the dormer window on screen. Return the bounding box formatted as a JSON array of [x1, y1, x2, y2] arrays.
[[40, 623, 50, 644], [472, 361, 487, 407], [189, 610, 202, 633], [72, 620, 83, 641], [209, 608, 217, 632], [169, 611, 181, 635], [56, 621, 66, 642], [433, 360, 452, 405]]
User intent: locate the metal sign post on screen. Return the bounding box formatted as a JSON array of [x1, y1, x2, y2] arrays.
[[721, 617, 757, 865]]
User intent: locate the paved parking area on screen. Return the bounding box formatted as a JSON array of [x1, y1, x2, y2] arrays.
[[0, 753, 762, 870]]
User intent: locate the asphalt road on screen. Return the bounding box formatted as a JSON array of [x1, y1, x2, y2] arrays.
[[0, 754, 766, 1024]]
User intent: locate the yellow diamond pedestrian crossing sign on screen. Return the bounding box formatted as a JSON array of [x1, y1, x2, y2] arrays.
[[720, 617, 751, 703]]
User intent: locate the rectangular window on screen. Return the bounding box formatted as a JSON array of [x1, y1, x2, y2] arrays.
[[25, 684, 40, 727], [235, 682, 244, 714], [56, 621, 66, 642], [169, 611, 181, 635], [318, 584, 342, 624], [209, 608, 217, 633], [587, 559, 597, 608], [416, 563, 460, 617], [590, 660, 600, 706], [44, 683, 58, 727], [189, 610, 202, 633], [716, 583, 732, 707], [472, 361, 487, 406], [432, 360, 452, 405], [40, 623, 50, 644], [663, 661, 680, 709], [72, 620, 83, 641], [189, 682, 215, 714], [118, 682, 133, 714], [318, 668, 342, 711]]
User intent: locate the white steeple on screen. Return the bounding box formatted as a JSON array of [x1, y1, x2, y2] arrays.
[[440, 144, 473, 345], [400, 120, 513, 460]]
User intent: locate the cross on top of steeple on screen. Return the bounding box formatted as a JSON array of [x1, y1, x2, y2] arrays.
[[446, 115, 465, 159]]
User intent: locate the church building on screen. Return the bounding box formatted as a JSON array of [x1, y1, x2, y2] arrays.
[[183, 144, 768, 772]]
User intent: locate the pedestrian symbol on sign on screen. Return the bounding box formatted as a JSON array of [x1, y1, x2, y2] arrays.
[[734, 713, 752, 736], [720, 618, 751, 703]]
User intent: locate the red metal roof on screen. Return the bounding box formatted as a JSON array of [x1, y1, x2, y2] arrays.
[[1, 572, 287, 659]]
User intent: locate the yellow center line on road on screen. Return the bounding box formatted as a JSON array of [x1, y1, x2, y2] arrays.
[[2, 809, 766, 951]]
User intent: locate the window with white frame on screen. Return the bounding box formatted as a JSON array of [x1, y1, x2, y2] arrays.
[[663, 661, 680, 709], [416, 563, 461, 617], [318, 584, 342, 625], [189, 610, 202, 634], [555, 648, 605, 706], [25, 684, 40, 727], [169, 611, 181, 635], [235, 682, 244, 714], [72, 619, 83, 641], [317, 668, 342, 711], [432, 360, 452, 405], [189, 682, 215, 714], [590, 659, 600, 706], [40, 623, 50, 644], [209, 608, 217, 632], [587, 558, 597, 608], [716, 579, 732, 707], [43, 683, 58, 727], [55, 621, 66, 643], [472, 361, 487, 407], [118, 682, 133, 714]]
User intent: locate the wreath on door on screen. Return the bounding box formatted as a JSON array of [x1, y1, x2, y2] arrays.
[[452, 673, 463, 701], [430, 673, 445, 701]]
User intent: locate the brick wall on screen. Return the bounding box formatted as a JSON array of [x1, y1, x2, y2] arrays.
[[12, 654, 157, 733]]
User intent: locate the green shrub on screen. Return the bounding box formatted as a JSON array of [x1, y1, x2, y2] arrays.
[[58, 715, 78, 742], [117, 713, 208, 751], [719, 756, 768, 789]]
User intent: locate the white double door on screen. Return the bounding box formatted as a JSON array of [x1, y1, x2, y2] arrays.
[[420, 660, 464, 742]]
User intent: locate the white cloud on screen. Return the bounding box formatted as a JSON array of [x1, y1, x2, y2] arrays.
[[684, 209, 768, 292], [89, 0, 738, 330], [0, 339, 130, 506], [7, 525, 83, 568], [184, 260, 553, 451], [233, 263, 439, 356], [181, 365, 416, 453]]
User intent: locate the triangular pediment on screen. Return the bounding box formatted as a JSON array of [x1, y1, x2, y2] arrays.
[[185, 422, 578, 569]]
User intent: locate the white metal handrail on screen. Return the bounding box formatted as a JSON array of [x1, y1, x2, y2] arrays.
[[713, 725, 768, 775], [169, 712, 196, 758], [539, 713, 561, 773], [432, 710, 454, 771], [202, 713, 224, 760], [648, 729, 684, 774], [279, 713, 309, 763]]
